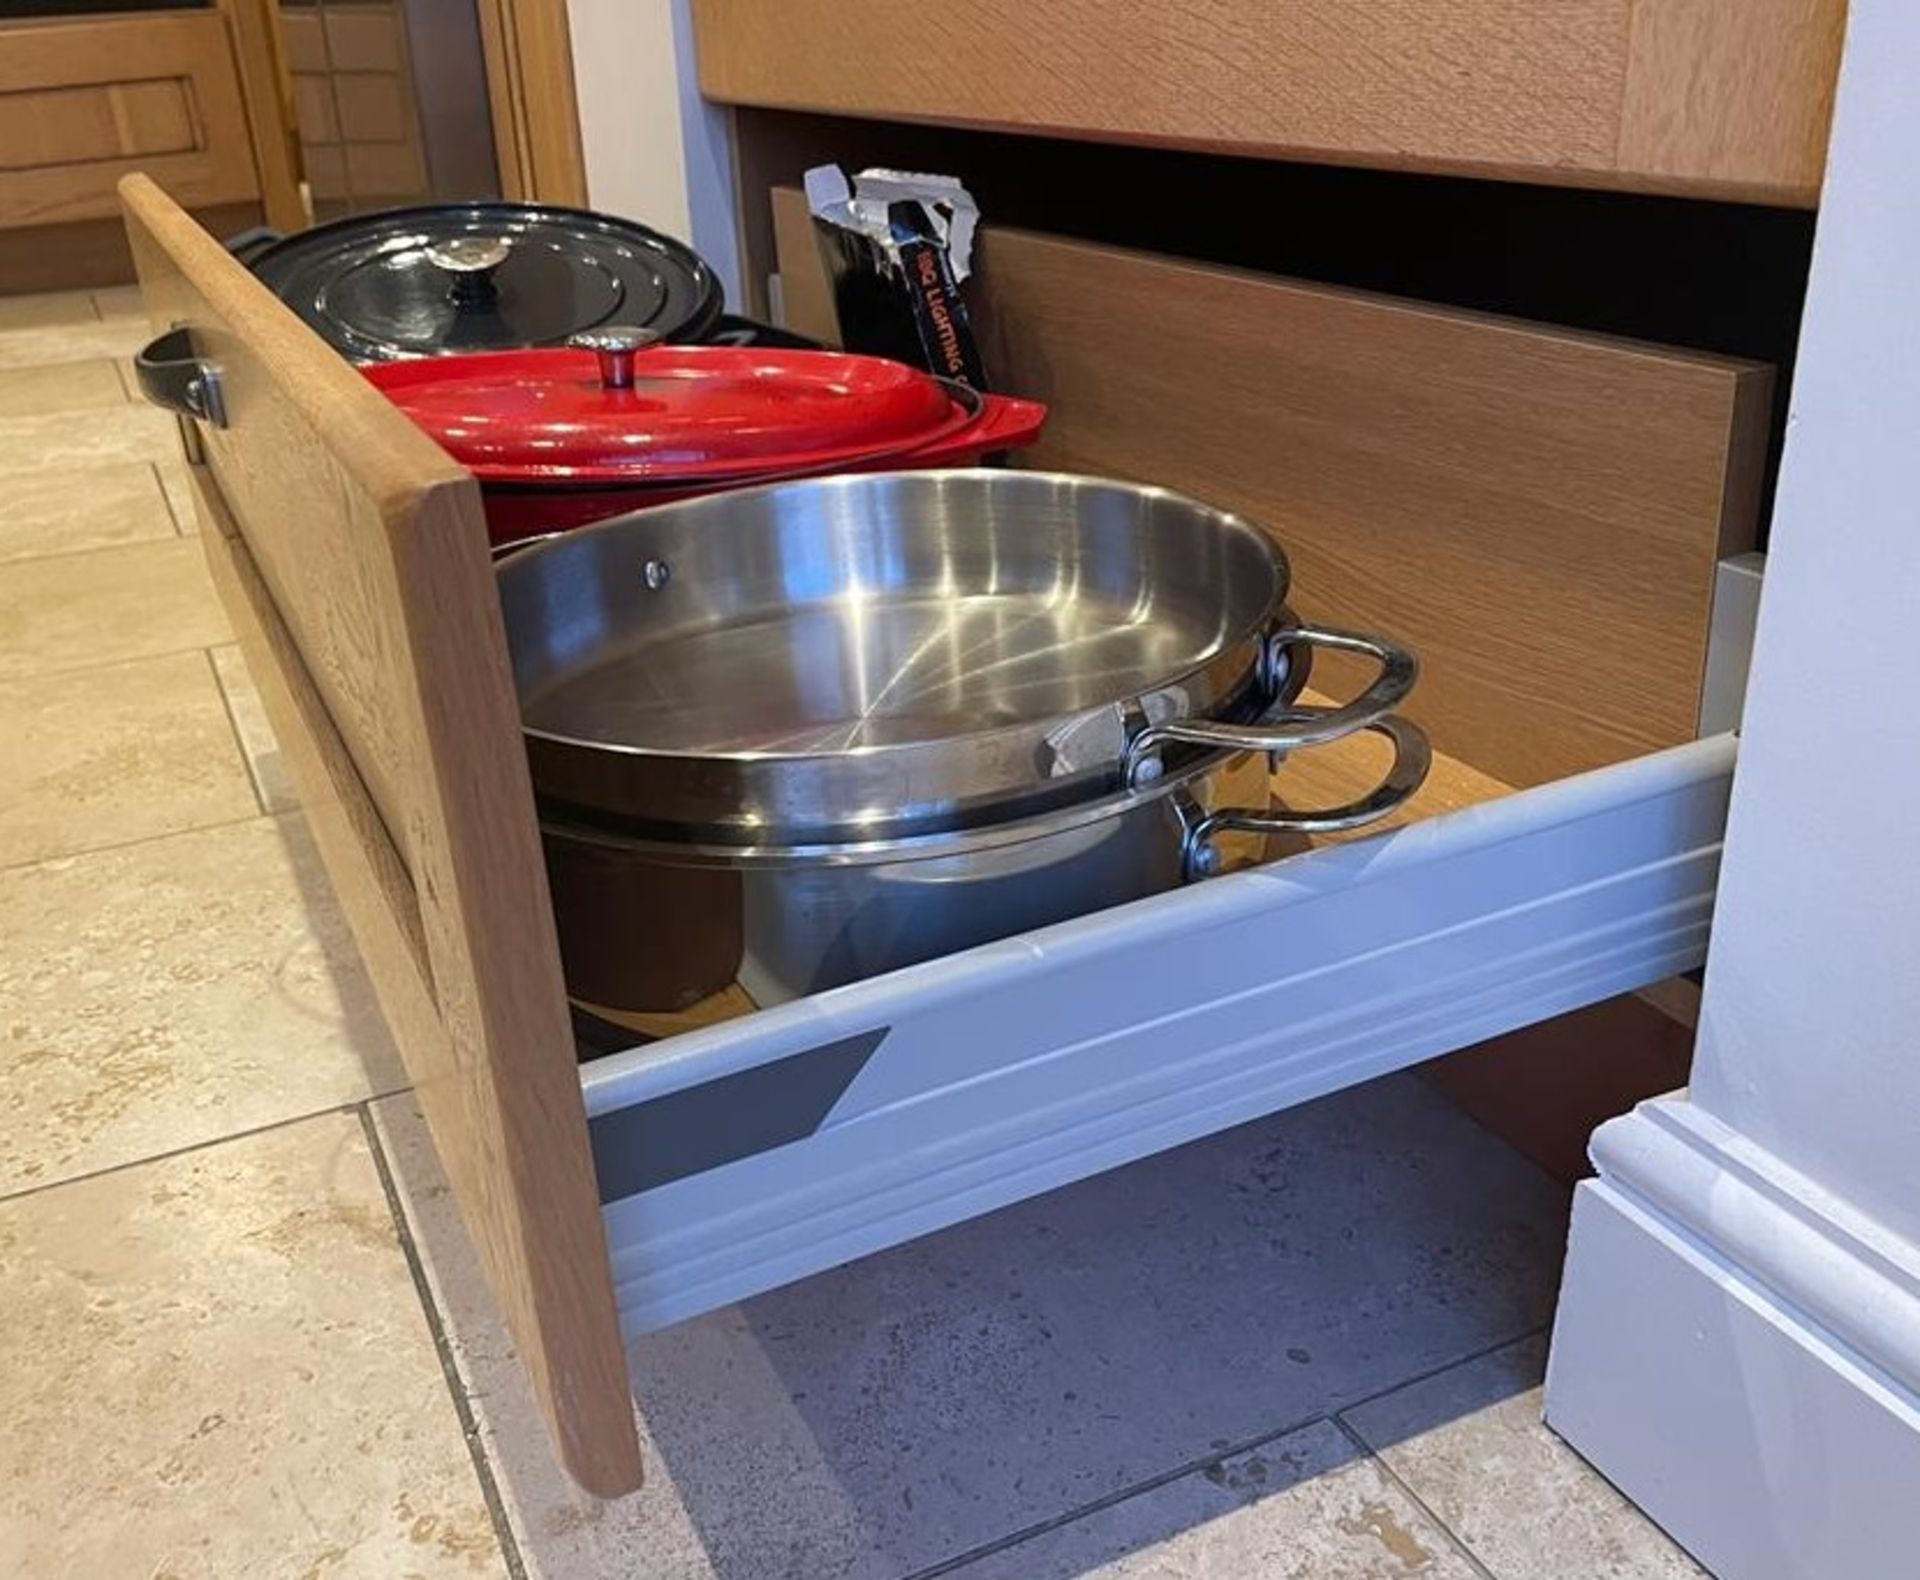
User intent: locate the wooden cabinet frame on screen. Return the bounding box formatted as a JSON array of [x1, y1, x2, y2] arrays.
[[475, 0, 588, 205], [691, 0, 1846, 207]]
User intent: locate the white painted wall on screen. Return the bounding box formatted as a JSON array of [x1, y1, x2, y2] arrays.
[[564, 0, 742, 309], [1687, 0, 1920, 1245]]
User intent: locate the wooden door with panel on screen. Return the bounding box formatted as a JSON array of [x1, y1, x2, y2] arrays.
[[119, 174, 641, 1496]]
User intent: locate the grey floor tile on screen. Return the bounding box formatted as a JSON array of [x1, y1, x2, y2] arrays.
[[1343, 1335, 1704, 1580], [375, 1072, 1567, 1579], [945, 1419, 1479, 1579]]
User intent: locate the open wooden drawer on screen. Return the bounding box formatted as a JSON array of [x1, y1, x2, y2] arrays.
[[123, 174, 1738, 1495]]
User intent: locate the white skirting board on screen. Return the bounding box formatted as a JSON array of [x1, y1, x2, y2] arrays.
[[1547, 1100, 1920, 1580], [582, 735, 1737, 1335]]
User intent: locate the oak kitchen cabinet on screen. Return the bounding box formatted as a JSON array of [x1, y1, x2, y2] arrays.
[[0, 2, 303, 288], [119, 0, 1848, 1496], [690, 0, 1845, 206]]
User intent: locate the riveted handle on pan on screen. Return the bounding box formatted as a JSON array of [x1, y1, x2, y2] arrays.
[[1125, 623, 1431, 880], [134, 327, 227, 428], [1177, 713, 1432, 879], [1127, 624, 1419, 777]]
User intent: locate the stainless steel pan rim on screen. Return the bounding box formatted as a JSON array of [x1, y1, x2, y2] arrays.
[[499, 469, 1300, 842], [539, 709, 1432, 872]]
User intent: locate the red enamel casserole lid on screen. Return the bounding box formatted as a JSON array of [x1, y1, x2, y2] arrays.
[[362, 329, 1004, 484]]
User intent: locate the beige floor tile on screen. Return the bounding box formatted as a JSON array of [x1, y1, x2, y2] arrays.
[[373, 1071, 1567, 1579], [0, 650, 256, 867], [0, 318, 155, 370], [0, 462, 178, 564], [0, 815, 404, 1195], [948, 1421, 1477, 1579], [0, 1112, 507, 1578], [0, 359, 126, 418], [90, 284, 148, 326], [1343, 1335, 1705, 1580], [0, 537, 228, 680], [212, 643, 298, 811], [0, 289, 100, 331], [161, 456, 200, 529], [0, 402, 179, 473], [158, 455, 199, 532]]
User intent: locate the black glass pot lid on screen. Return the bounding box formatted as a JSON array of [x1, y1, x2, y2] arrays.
[[244, 202, 724, 362]]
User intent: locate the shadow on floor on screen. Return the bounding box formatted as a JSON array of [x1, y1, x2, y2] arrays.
[[609, 1074, 1568, 1578]]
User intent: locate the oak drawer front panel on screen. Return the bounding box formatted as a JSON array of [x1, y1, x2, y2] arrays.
[[0, 14, 259, 228], [694, 0, 1844, 204], [770, 188, 1769, 790], [120, 177, 641, 1496]]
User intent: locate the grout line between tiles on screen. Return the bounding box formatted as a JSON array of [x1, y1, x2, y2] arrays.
[[1329, 1415, 1502, 1580], [903, 1321, 1553, 1580], [152, 459, 190, 536], [0, 1098, 380, 1208], [0, 638, 231, 688], [1332, 1323, 1553, 1423], [0, 809, 266, 877], [207, 645, 272, 816], [900, 1406, 1336, 1580], [357, 1105, 531, 1580], [0, 530, 199, 572]]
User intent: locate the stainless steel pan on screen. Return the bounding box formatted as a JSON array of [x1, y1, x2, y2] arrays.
[[495, 470, 1430, 1011]]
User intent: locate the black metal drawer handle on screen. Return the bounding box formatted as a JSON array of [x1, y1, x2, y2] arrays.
[[135, 327, 228, 429]]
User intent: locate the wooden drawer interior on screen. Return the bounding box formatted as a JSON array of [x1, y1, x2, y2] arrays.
[[770, 185, 1769, 789]]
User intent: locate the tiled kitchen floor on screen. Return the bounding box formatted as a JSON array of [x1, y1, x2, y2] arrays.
[[0, 288, 1705, 1579]]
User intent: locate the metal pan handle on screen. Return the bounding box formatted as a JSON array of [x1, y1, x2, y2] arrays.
[[1179, 713, 1432, 878], [134, 327, 227, 428], [1127, 623, 1418, 780]]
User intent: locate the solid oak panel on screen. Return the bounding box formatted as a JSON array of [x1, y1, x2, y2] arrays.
[[121, 175, 642, 1497], [697, 0, 1843, 205], [1617, 0, 1845, 199], [0, 82, 195, 171], [0, 13, 259, 227], [773, 187, 1768, 786]]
